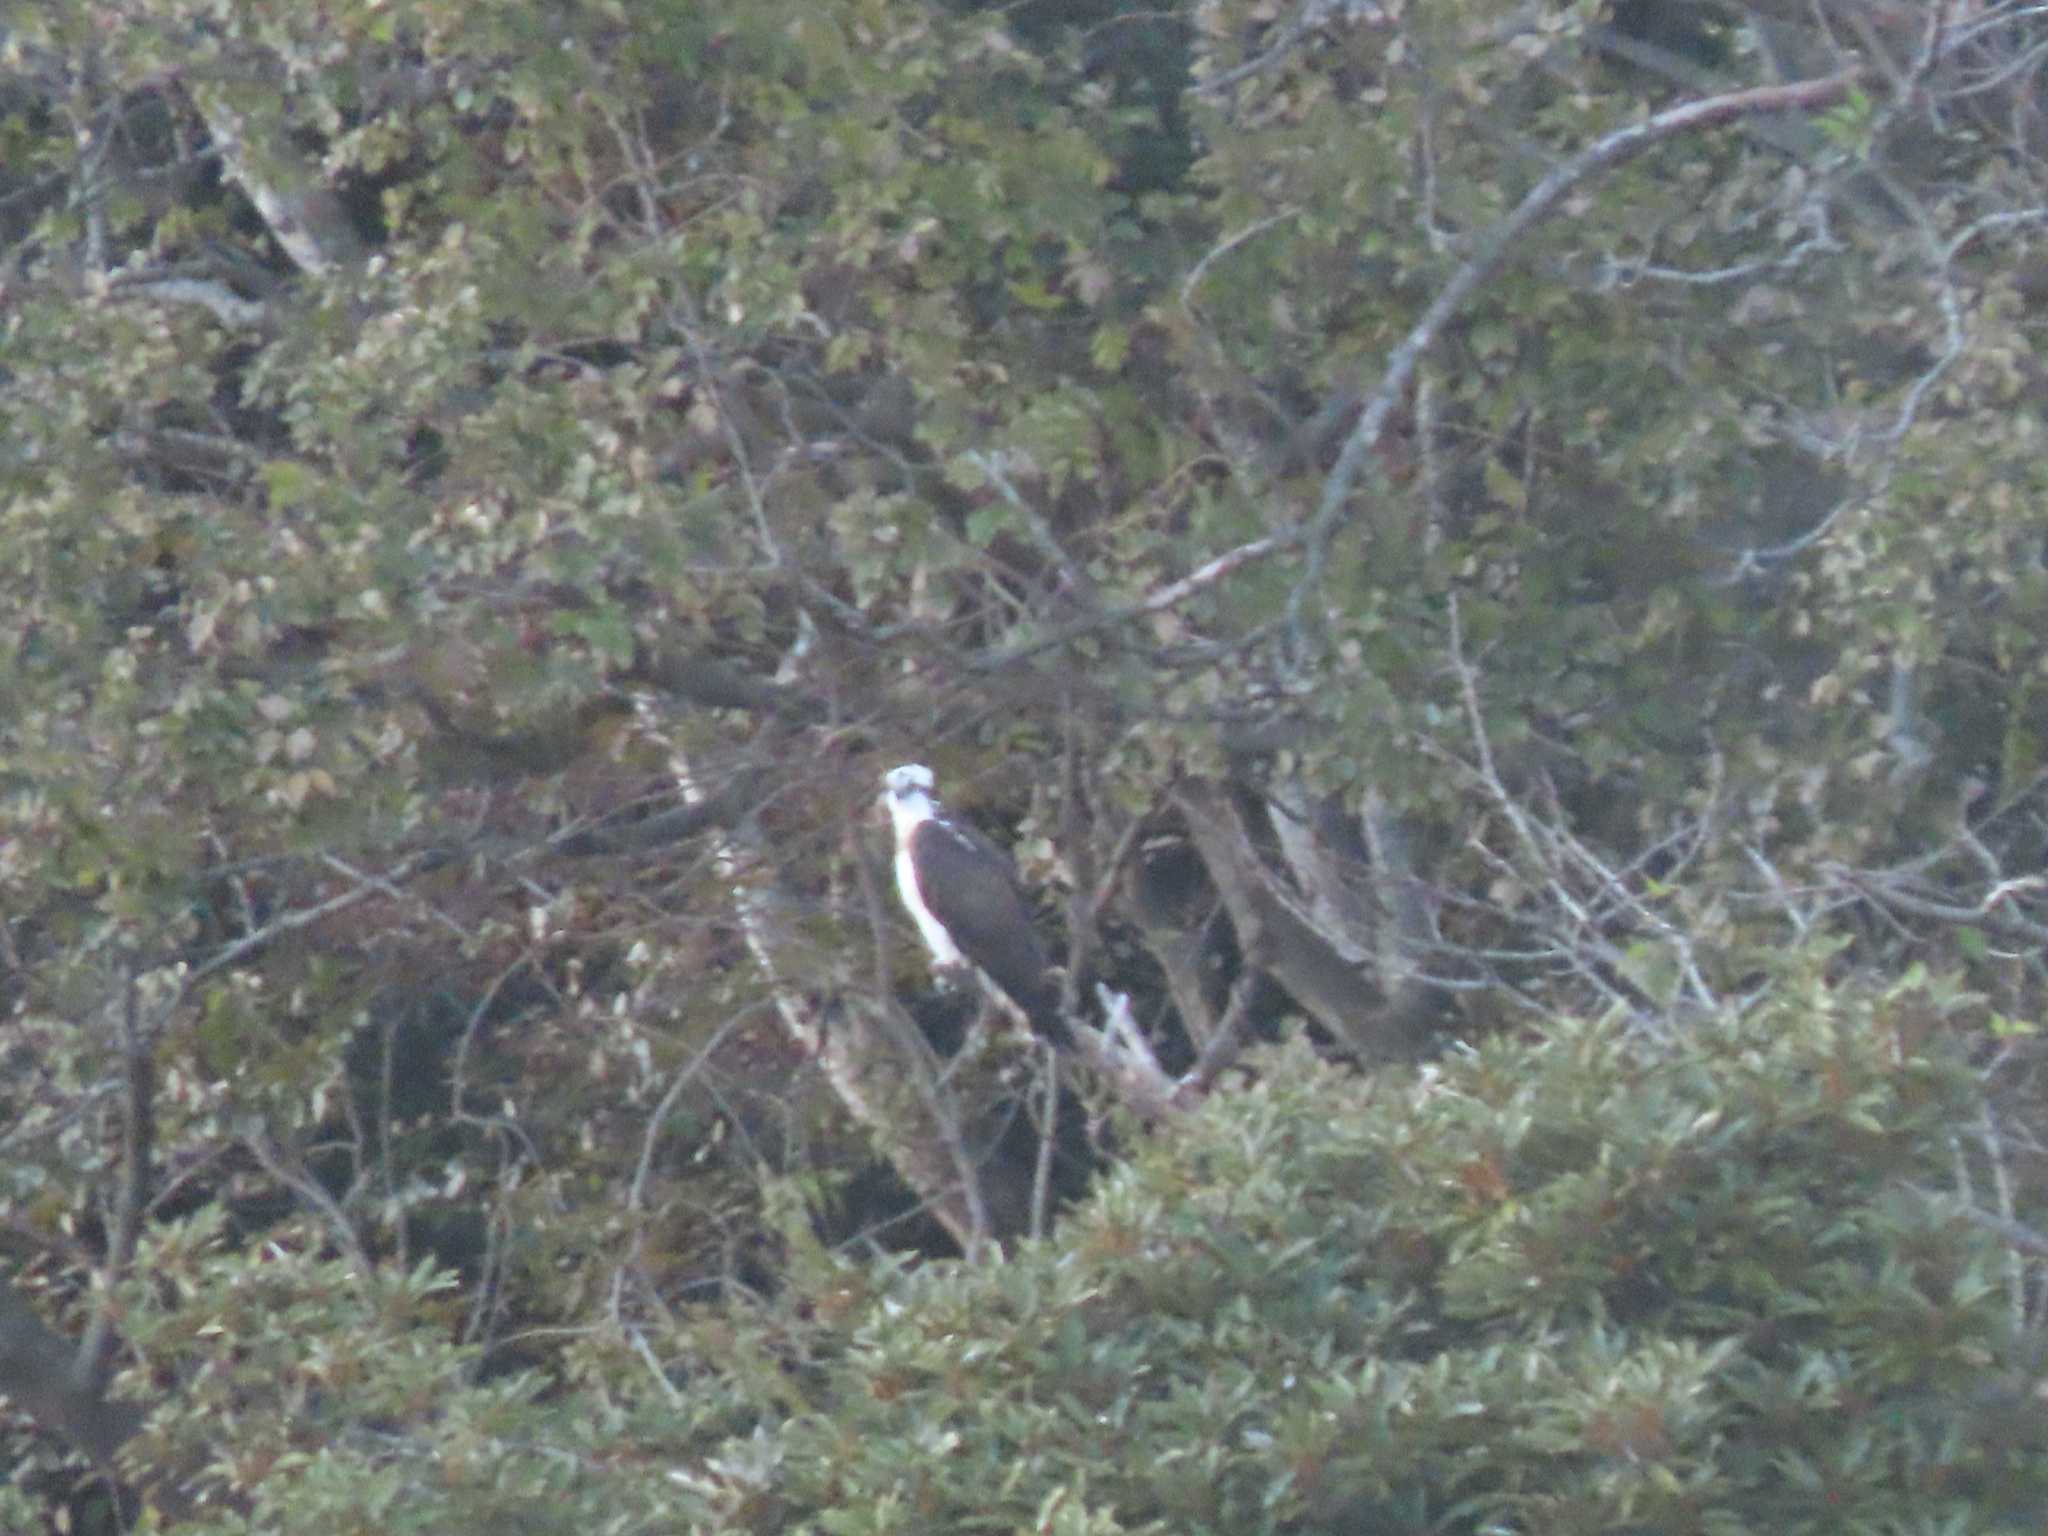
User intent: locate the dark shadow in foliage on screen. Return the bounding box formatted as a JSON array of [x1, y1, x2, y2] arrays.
[[951, 0, 1196, 198]]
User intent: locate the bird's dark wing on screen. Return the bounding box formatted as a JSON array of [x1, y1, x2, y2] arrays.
[[909, 817, 1067, 1045]]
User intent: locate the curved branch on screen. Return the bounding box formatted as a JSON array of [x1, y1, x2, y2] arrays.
[[1171, 779, 1427, 1063], [110, 275, 267, 329], [1287, 68, 1863, 658]]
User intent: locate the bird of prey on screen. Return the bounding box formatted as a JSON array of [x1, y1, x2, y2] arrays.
[[879, 763, 1069, 1046]]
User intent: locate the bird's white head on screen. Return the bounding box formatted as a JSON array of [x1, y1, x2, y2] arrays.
[[880, 763, 939, 830], [884, 765, 937, 798]]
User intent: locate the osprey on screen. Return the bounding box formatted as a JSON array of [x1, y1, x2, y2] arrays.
[[879, 764, 1069, 1046]]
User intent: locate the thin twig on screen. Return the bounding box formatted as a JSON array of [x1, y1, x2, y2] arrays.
[[975, 533, 1295, 671]]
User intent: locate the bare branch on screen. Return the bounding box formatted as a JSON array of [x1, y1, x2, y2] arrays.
[[1171, 778, 1423, 1061], [1911, 1186, 2048, 1262], [240, 1128, 373, 1276], [186, 849, 450, 987], [1193, 0, 1391, 98], [975, 533, 1296, 671], [110, 275, 267, 328], [1824, 862, 2048, 945], [185, 75, 367, 279], [1067, 987, 1180, 1121], [1175, 963, 1264, 1099], [1289, 68, 1863, 659], [964, 450, 1091, 601], [73, 965, 154, 1396]]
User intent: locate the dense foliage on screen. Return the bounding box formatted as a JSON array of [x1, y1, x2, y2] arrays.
[[4, 0, 2047, 1528], [751, 990, 2043, 1535], [101, 986, 2048, 1534]]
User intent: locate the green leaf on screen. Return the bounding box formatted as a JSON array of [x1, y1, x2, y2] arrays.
[[1482, 457, 1526, 513], [964, 503, 1011, 547], [1006, 278, 1067, 311], [553, 604, 635, 664]]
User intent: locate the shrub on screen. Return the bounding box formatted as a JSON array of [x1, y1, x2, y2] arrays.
[[728, 982, 2043, 1534], [132, 976, 2044, 1535]]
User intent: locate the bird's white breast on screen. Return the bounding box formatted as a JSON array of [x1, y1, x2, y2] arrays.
[[895, 833, 964, 968]]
